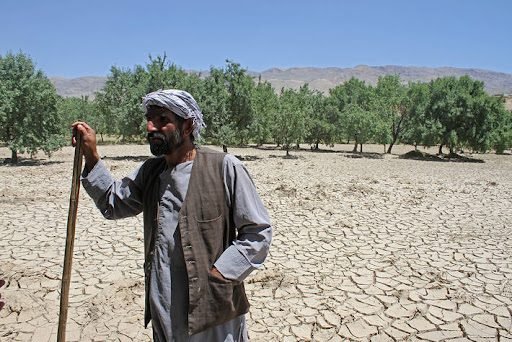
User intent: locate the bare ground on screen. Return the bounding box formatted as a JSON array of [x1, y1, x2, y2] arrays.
[[1, 144, 511, 341]]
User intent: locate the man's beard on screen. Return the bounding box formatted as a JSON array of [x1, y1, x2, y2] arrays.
[[147, 129, 183, 156]]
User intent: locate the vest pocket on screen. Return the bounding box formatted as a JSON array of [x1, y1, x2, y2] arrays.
[[207, 273, 236, 314], [195, 214, 222, 225], [195, 215, 224, 263]]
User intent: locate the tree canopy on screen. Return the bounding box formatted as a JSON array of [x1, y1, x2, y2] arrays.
[[0, 52, 64, 163], [2, 52, 511, 161]]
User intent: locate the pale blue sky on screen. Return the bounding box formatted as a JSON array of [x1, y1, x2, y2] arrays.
[[1, 0, 511, 77]]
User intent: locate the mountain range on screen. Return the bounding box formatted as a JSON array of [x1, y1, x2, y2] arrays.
[[50, 65, 512, 99]]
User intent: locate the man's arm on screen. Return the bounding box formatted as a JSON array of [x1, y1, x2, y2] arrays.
[[81, 160, 144, 219], [213, 154, 272, 282], [72, 121, 144, 219]]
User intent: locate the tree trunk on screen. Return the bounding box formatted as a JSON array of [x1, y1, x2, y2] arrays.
[[388, 118, 403, 154], [315, 142, 319, 150], [286, 147, 290, 157], [438, 144, 444, 155], [352, 141, 358, 153], [383, 144, 386, 153], [10, 149, 18, 164], [386, 141, 395, 154], [359, 143, 363, 153], [222, 145, 228, 153]]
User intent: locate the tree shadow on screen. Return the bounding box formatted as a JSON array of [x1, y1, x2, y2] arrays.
[[256, 144, 389, 158], [253, 145, 282, 151], [2, 158, 64, 166], [341, 152, 385, 159], [268, 154, 302, 160], [234, 155, 261, 161], [399, 150, 484, 163], [253, 144, 387, 159], [255, 145, 340, 154], [101, 155, 150, 162], [302, 147, 339, 154]]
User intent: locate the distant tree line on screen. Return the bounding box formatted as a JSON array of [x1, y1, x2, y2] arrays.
[[1, 51, 511, 163]]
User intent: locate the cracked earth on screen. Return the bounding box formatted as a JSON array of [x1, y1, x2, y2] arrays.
[[1, 144, 511, 341]]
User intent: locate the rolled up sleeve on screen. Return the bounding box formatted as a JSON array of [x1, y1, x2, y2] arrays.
[[214, 155, 272, 282]]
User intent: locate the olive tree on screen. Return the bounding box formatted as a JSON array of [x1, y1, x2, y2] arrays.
[[0, 52, 64, 163]]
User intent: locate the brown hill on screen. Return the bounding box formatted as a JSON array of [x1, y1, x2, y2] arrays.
[[50, 65, 512, 98], [50, 76, 107, 99], [257, 65, 512, 95]]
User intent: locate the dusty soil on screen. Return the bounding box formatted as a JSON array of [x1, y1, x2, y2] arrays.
[[1, 144, 511, 341]]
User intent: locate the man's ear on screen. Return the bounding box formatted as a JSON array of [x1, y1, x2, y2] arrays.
[[182, 119, 194, 137]]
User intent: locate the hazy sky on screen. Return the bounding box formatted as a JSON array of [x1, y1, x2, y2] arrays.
[[2, 0, 511, 77]]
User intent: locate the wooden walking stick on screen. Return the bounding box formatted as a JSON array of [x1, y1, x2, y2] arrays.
[[57, 131, 83, 342]]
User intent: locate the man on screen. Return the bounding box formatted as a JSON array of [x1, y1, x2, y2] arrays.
[[72, 89, 272, 342]]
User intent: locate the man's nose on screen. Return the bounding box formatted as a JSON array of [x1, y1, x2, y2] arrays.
[[146, 120, 157, 132]]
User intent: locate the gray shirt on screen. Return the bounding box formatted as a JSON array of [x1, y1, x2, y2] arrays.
[[82, 153, 272, 342]]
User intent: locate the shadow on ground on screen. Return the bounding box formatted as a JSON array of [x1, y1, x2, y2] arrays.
[[399, 150, 484, 163], [255, 144, 386, 159], [101, 155, 150, 162], [234, 155, 261, 161], [2, 158, 64, 166]]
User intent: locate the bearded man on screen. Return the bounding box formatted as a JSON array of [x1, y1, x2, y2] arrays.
[[72, 89, 272, 342]]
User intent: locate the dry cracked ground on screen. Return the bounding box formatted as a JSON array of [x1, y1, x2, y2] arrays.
[[0, 144, 511, 341]]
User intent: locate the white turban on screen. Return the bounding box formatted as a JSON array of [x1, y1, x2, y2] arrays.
[[142, 89, 206, 139]]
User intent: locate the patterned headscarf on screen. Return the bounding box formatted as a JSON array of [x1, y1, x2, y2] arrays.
[[142, 89, 206, 139]]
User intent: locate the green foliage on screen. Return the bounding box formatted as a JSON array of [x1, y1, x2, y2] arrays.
[[250, 78, 278, 145], [94, 66, 145, 140], [305, 94, 338, 149], [57, 96, 101, 140], [329, 77, 373, 112], [486, 100, 512, 153], [342, 104, 379, 152], [273, 87, 308, 155], [88, 66, 511, 155], [194, 60, 257, 147], [0, 51, 65, 162], [329, 78, 386, 150], [224, 60, 255, 145], [427, 76, 498, 154], [373, 75, 407, 152], [197, 66, 233, 145], [10, 52, 504, 157], [400, 82, 441, 148]]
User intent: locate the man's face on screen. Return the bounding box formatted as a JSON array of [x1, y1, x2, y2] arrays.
[[145, 106, 184, 156]]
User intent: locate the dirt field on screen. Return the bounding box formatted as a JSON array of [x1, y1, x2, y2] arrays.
[[1, 144, 511, 341]]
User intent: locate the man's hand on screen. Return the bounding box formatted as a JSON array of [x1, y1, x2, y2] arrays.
[[71, 121, 100, 171], [209, 267, 229, 282]]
